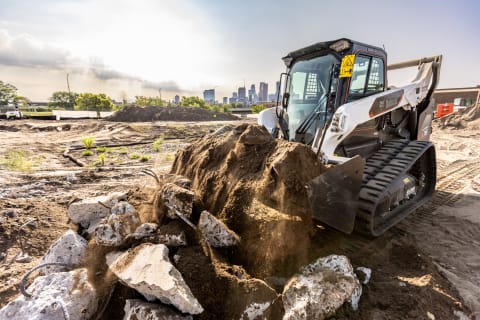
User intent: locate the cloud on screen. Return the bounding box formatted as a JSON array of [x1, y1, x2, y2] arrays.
[[0, 28, 186, 93], [0, 29, 71, 69]]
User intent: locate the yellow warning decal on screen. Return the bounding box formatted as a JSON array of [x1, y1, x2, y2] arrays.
[[339, 54, 355, 78]]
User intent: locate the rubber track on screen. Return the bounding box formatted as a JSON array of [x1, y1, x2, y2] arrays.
[[356, 140, 434, 236]]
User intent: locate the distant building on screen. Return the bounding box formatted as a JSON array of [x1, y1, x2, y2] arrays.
[[222, 97, 228, 104], [238, 87, 246, 105], [248, 84, 257, 104], [174, 95, 180, 104], [259, 82, 268, 102], [433, 86, 480, 106], [203, 89, 215, 104]]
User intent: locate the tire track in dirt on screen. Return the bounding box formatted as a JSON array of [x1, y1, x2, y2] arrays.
[[398, 159, 480, 317]]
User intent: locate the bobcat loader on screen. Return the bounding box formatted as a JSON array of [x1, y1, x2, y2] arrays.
[[258, 38, 442, 236]]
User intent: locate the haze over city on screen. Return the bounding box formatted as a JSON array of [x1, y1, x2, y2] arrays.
[[0, 0, 479, 102]]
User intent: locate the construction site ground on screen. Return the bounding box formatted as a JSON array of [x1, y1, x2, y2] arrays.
[[0, 118, 479, 319]]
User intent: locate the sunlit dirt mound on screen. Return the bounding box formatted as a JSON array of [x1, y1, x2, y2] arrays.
[[107, 105, 240, 122], [171, 124, 325, 276]]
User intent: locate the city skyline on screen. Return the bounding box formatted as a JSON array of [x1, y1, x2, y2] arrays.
[[0, 0, 479, 101]]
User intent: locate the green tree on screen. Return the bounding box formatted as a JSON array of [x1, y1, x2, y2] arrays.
[[0, 80, 18, 105], [179, 96, 208, 109], [134, 96, 164, 107], [251, 104, 265, 114], [75, 93, 115, 112], [49, 91, 78, 110]]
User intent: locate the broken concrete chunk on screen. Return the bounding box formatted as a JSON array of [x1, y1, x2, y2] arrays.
[[123, 299, 193, 320], [198, 210, 240, 247], [282, 255, 362, 320], [132, 222, 159, 239], [158, 231, 187, 247], [94, 208, 141, 246], [107, 243, 203, 315], [160, 183, 194, 220], [39, 230, 87, 275], [0, 268, 97, 320], [356, 266, 372, 285], [67, 192, 126, 229], [161, 174, 192, 190], [111, 201, 137, 215]]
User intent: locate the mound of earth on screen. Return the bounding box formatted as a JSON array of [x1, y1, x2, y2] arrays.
[[171, 123, 325, 277], [437, 103, 480, 129], [107, 105, 240, 122]]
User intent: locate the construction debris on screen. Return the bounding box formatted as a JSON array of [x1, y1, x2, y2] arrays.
[[282, 255, 362, 320], [198, 210, 240, 247], [94, 202, 141, 246], [160, 183, 194, 220], [106, 243, 204, 315], [0, 268, 97, 320], [39, 230, 87, 274], [123, 299, 193, 320], [67, 192, 126, 233]]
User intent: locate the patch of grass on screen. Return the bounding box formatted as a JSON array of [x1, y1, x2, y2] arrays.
[[96, 146, 106, 153], [0, 150, 34, 172], [139, 155, 150, 162], [95, 153, 106, 166], [81, 136, 95, 149], [153, 136, 165, 152], [82, 150, 93, 157], [164, 153, 174, 161], [129, 153, 140, 160]]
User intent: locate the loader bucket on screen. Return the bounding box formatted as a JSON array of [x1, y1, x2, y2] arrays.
[[307, 156, 365, 233]]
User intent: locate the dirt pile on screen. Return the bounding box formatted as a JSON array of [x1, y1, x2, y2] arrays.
[[437, 103, 480, 128], [107, 105, 240, 122], [171, 123, 325, 277]]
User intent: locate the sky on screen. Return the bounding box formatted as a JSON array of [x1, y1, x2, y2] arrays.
[[0, 0, 479, 102]]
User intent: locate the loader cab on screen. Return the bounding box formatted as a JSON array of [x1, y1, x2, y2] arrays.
[[279, 38, 387, 145]]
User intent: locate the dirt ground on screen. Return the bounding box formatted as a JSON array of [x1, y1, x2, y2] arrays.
[[0, 117, 479, 319]]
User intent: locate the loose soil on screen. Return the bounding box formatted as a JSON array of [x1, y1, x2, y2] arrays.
[[0, 117, 479, 319], [107, 105, 240, 122]]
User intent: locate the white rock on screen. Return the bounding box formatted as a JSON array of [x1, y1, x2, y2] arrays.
[[111, 201, 137, 215], [0, 268, 97, 320], [68, 192, 126, 229], [131, 223, 158, 240], [158, 232, 187, 247], [240, 302, 272, 320], [282, 255, 362, 320], [160, 183, 194, 219], [94, 208, 141, 246], [198, 210, 240, 247], [107, 243, 203, 315], [123, 299, 193, 320], [356, 266, 372, 285], [39, 230, 87, 274]]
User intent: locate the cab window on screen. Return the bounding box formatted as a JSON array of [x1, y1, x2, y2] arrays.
[[348, 55, 385, 100]]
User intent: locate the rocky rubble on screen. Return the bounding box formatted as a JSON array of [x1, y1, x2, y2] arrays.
[[0, 268, 97, 320], [0, 124, 370, 320], [106, 243, 204, 315]]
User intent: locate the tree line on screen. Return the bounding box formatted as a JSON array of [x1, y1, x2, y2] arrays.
[[1, 79, 265, 113]]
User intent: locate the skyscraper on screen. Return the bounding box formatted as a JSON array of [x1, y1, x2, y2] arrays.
[[203, 89, 215, 105], [174, 95, 180, 104], [259, 82, 268, 102], [238, 87, 246, 105], [222, 97, 228, 104], [248, 84, 257, 104]]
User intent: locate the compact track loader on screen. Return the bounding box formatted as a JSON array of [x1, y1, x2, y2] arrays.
[[258, 38, 442, 236]]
